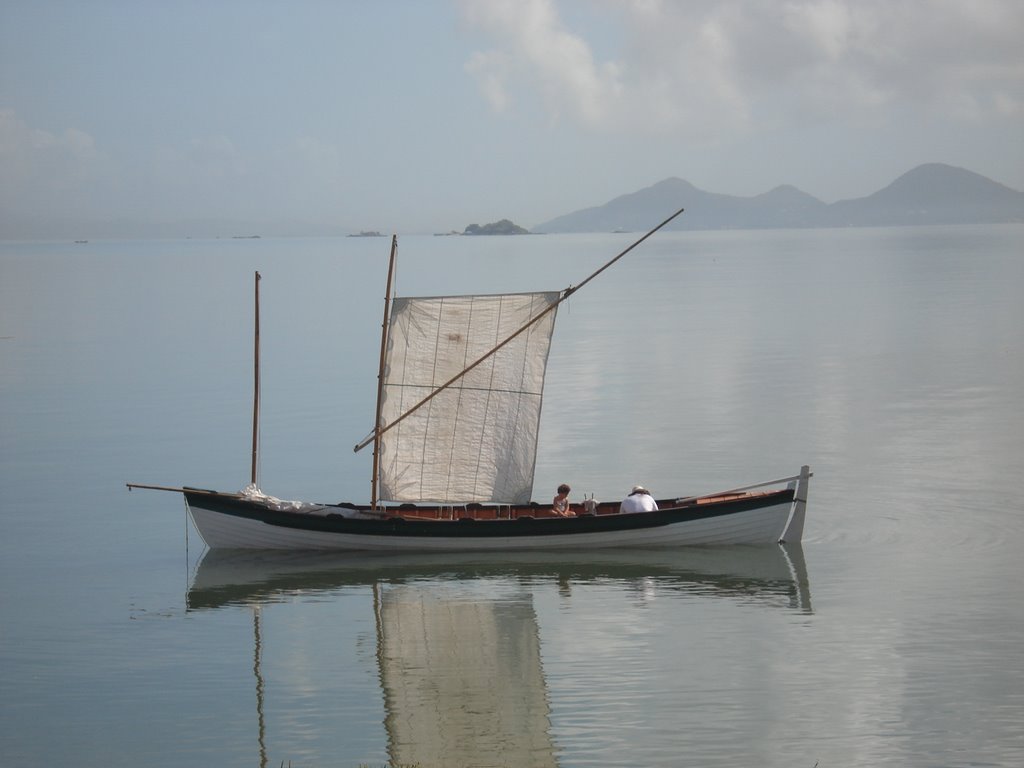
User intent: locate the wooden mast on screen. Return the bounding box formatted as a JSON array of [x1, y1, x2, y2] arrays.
[[371, 236, 398, 510], [251, 271, 261, 488], [353, 206, 686, 453]]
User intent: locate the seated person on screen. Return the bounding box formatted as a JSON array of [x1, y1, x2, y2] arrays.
[[552, 483, 574, 516], [620, 485, 658, 513]]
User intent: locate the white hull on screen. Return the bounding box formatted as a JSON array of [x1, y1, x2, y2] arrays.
[[190, 502, 793, 551]]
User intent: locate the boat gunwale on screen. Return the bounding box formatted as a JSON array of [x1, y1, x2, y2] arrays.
[[183, 487, 796, 540]]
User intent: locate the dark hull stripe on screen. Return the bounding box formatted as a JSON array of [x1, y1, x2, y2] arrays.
[[184, 490, 795, 540]]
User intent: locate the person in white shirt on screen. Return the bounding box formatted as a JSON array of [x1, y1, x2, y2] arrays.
[[620, 485, 658, 513]]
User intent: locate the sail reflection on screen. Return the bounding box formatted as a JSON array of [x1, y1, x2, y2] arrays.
[[187, 546, 811, 766], [375, 581, 556, 766]]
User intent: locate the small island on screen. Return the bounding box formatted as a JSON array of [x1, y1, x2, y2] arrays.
[[463, 219, 530, 236], [348, 230, 384, 238]]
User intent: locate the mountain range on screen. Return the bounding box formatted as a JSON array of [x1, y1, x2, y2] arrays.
[[533, 164, 1024, 233]]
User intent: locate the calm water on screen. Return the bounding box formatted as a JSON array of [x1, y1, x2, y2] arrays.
[[1, 226, 1023, 767]]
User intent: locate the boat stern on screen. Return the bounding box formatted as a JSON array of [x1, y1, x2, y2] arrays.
[[778, 465, 811, 543]]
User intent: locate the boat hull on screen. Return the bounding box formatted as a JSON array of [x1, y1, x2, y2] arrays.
[[184, 484, 806, 551]]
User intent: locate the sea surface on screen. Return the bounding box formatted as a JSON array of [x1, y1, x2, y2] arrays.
[[1, 225, 1023, 767]]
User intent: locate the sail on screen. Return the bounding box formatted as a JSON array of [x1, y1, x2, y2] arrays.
[[378, 291, 560, 504]]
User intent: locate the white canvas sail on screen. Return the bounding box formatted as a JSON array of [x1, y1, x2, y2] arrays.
[[378, 291, 560, 503]]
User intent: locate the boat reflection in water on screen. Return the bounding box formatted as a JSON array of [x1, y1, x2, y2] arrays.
[[187, 546, 812, 767]]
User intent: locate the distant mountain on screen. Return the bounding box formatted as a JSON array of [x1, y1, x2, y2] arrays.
[[824, 164, 1024, 226], [533, 164, 1024, 232]]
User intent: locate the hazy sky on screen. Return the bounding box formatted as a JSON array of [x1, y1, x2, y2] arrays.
[[2, 0, 1022, 236]]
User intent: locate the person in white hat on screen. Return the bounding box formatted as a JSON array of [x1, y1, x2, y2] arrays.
[[620, 485, 658, 513]]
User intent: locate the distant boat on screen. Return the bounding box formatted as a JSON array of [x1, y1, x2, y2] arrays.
[[129, 208, 810, 550], [348, 230, 385, 237]]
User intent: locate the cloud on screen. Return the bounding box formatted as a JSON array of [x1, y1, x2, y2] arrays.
[[460, 0, 623, 126], [0, 112, 262, 225], [153, 134, 247, 187], [465, 50, 514, 113], [0, 109, 100, 201], [459, 0, 1024, 137]]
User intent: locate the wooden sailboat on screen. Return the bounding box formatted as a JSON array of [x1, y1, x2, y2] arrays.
[[129, 209, 811, 550]]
